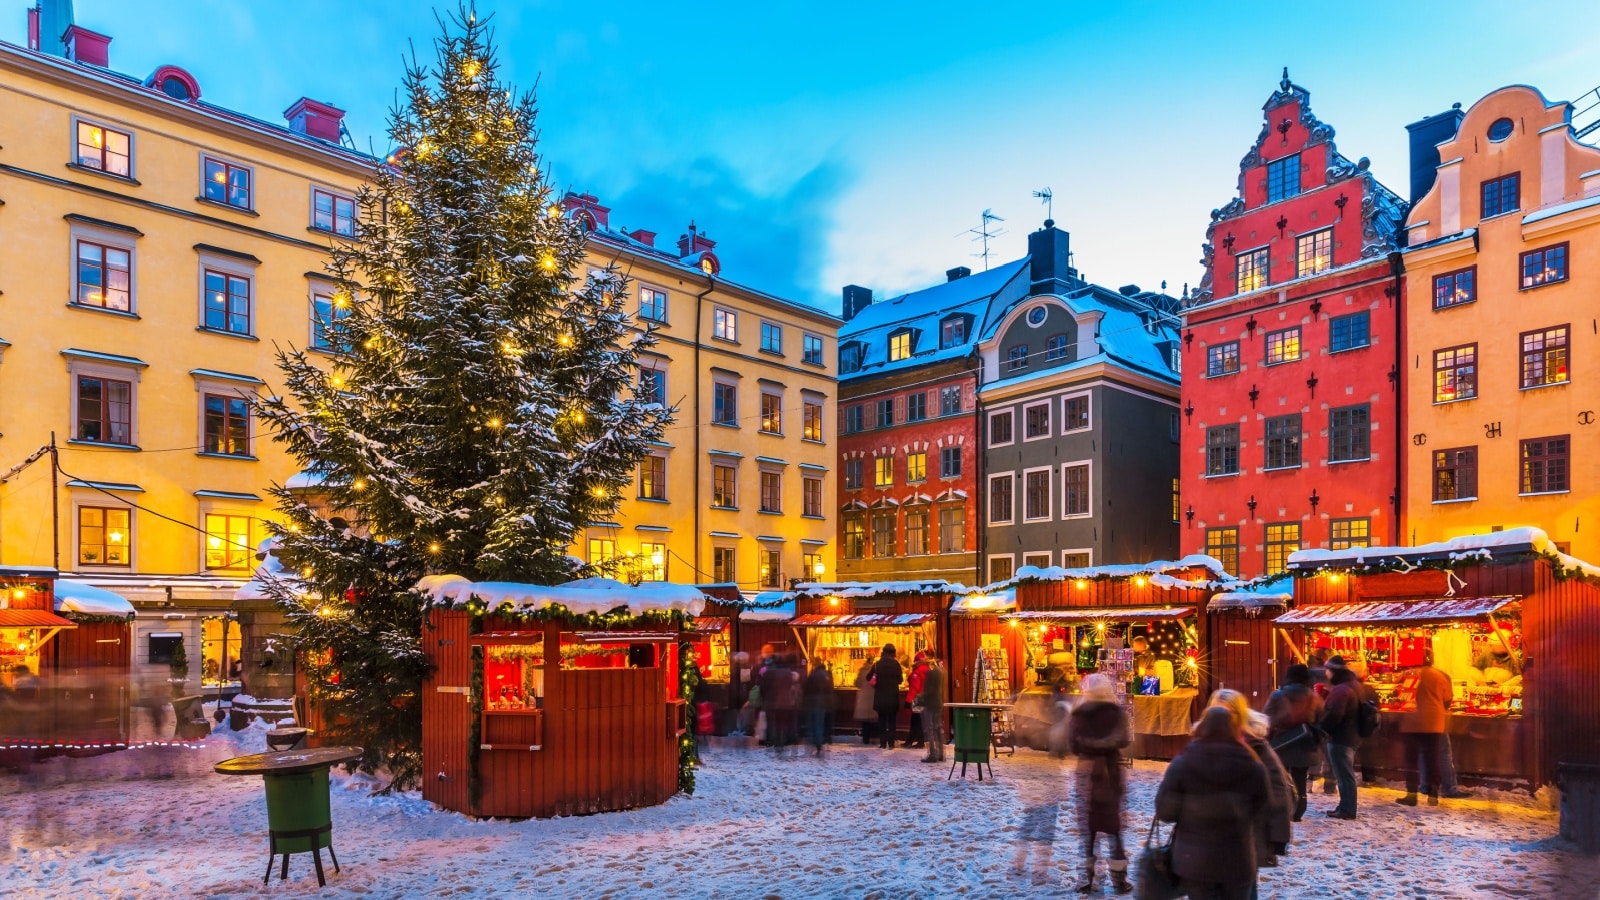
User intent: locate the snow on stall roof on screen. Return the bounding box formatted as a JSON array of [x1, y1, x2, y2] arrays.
[[420, 575, 705, 617], [53, 579, 136, 616], [989, 555, 1231, 592], [1285, 526, 1600, 578], [740, 591, 796, 622], [792, 580, 968, 600], [951, 587, 1016, 614], [1208, 575, 1293, 611]]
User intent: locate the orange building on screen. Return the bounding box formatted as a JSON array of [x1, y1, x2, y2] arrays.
[[1402, 86, 1600, 558]]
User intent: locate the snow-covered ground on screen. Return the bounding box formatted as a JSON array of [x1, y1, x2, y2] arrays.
[[2, 726, 1594, 899]]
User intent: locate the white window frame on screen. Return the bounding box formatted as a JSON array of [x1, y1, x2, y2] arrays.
[[1061, 548, 1094, 568], [638, 284, 670, 324], [1061, 391, 1092, 434], [192, 372, 261, 460], [987, 471, 1015, 524], [196, 249, 259, 338], [1022, 400, 1052, 442], [712, 307, 738, 342], [309, 184, 358, 237], [199, 503, 263, 574], [1060, 459, 1093, 520], [1023, 552, 1053, 569], [71, 494, 136, 571], [66, 354, 144, 448], [68, 220, 140, 315], [987, 554, 1016, 583], [199, 154, 255, 211], [1022, 465, 1053, 522], [71, 115, 137, 179], [987, 408, 1016, 448]]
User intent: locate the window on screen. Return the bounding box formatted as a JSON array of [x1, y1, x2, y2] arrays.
[[1264, 327, 1301, 365], [940, 446, 961, 478], [76, 375, 132, 445], [712, 307, 737, 341], [1062, 551, 1091, 568], [888, 331, 912, 361], [844, 458, 864, 490], [1266, 154, 1300, 203], [940, 317, 967, 348], [312, 188, 356, 236], [1170, 412, 1180, 442], [876, 399, 894, 428], [802, 552, 823, 581], [989, 474, 1014, 524], [1295, 228, 1332, 277], [1235, 248, 1269, 293], [844, 405, 864, 434], [843, 517, 865, 559], [639, 455, 666, 501], [907, 392, 927, 422], [1024, 469, 1051, 520], [905, 508, 929, 555], [1171, 478, 1181, 523], [1062, 463, 1090, 517], [203, 270, 251, 335], [1207, 342, 1241, 377], [1433, 345, 1477, 402], [148, 634, 183, 665], [75, 241, 132, 311], [1329, 518, 1371, 551], [712, 463, 737, 507], [939, 385, 962, 416], [1007, 344, 1029, 371], [1329, 311, 1370, 352], [803, 477, 823, 517], [803, 333, 824, 365], [1063, 395, 1090, 431], [1026, 306, 1048, 327], [713, 383, 738, 425], [760, 471, 783, 513], [1481, 173, 1520, 218], [760, 392, 782, 434], [760, 549, 782, 588], [311, 288, 352, 352], [76, 121, 131, 177], [1433, 447, 1476, 502], [840, 344, 862, 373], [1520, 244, 1568, 289], [203, 394, 250, 456], [907, 451, 927, 483], [1264, 414, 1301, 470], [1264, 523, 1300, 576], [1328, 404, 1370, 462], [1205, 527, 1239, 576], [204, 514, 254, 570], [1433, 267, 1476, 309], [939, 505, 965, 553], [639, 368, 666, 406], [640, 542, 667, 582], [78, 506, 130, 566], [1045, 334, 1071, 360], [874, 456, 894, 488], [871, 513, 896, 558], [1520, 436, 1569, 494], [803, 399, 824, 441], [1206, 424, 1240, 476], [988, 556, 1014, 582], [1024, 402, 1051, 439], [1520, 326, 1569, 388], [639, 287, 668, 323], [713, 547, 736, 583], [761, 322, 783, 353], [989, 411, 1014, 446], [202, 157, 251, 209]]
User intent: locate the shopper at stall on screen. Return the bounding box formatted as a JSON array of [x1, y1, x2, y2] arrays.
[[1131, 636, 1157, 679], [1211, 689, 1295, 883], [871, 644, 904, 750], [1317, 656, 1362, 820], [906, 651, 929, 750], [854, 659, 877, 745], [1069, 674, 1132, 895], [1265, 664, 1323, 822], [1397, 650, 1452, 807], [1154, 706, 1271, 900], [802, 659, 834, 756], [918, 655, 947, 764]]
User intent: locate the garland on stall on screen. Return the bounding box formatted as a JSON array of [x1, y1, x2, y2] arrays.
[[448, 596, 691, 631], [466, 615, 485, 810], [62, 613, 137, 625], [1283, 547, 1600, 584], [678, 640, 701, 795]]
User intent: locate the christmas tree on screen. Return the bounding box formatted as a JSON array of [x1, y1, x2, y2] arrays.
[[254, 6, 671, 790]]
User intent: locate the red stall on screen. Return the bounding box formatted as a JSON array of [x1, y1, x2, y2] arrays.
[[419, 576, 704, 818]]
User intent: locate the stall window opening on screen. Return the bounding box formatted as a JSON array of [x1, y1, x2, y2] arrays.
[[485, 639, 545, 708], [561, 637, 661, 670]]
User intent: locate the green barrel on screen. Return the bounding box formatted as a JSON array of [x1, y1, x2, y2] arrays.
[[262, 767, 333, 854], [951, 707, 993, 763]]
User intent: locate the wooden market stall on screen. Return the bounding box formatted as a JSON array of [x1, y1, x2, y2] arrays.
[[1281, 527, 1600, 787], [1205, 578, 1294, 709], [420, 576, 705, 818]]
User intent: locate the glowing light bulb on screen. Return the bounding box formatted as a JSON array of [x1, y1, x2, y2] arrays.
[[570, 410, 586, 424], [487, 417, 501, 429], [473, 130, 487, 145], [302, 567, 314, 578], [289, 524, 300, 533], [428, 542, 441, 553], [540, 254, 557, 271], [1134, 576, 1148, 587], [547, 204, 561, 218], [827, 596, 840, 607], [462, 59, 482, 79], [331, 375, 344, 387], [353, 478, 366, 491], [213, 170, 226, 182], [557, 334, 573, 347], [813, 560, 825, 576], [1075, 579, 1088, 590], [591, 485, 608, 498], [11, 588, 25, 600], [334, 292, 350, 308], [651, 552, 664, 567]]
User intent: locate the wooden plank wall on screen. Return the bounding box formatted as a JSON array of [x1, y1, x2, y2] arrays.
[[420, 609, 472, 813], [947, 615, 1028, 704], [1525, 563, 1600, 785], [43, 620, 130, 671], [1207, 612, 1281, 709]]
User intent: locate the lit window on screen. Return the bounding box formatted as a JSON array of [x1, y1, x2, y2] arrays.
[[1264, 327, 1301, 365], [713, 547, 736, 582], [760, 392, 782, 434], [1171, 478, 1181, 523], [906, 452, 927, 483], [203, 270, 252, 335], [1264, 523, 1300, 576], [1520, 244, 1568, 289], [1266, 155, 1300, 203], [640, 542, 667, 582], [1433, 448, 1476, 502], [906, 392, 927, 422], [803, 399, 823, 441], [802, 552, 823, 580], [843, 518, 865, 559], [1205, 527, 1239, 576], [1235, 248, 1269, 293], [1329, 518, 1370, 551], [871, 513, 896, 558], [75, 375, 132, 445], [76, 122, 132, 177], [905, 508, 929, 555], [712, 463, 737, 507], [312, 188, 357, 236], [1520, 327, 1569, 388], [203, 394, 251, 456], [1520, 437, 1569, 494], [588, 537, 617, 565], [204, 514, 254, 570], [639, 455, 666, 501], [1433, 268, 1476, 309], [202, 157, 252, 209], [889, 331, 912, 361], [78, 506, 131, 566], [1207, 342, 1241, 377], [639, 287, 668, 322], [760, 549, 782, 588], [875, 456, 894, 488], [938, 505, 965, 553], [75, 241, 132, 311], [1433, 345, 1477, 402], [712, 307, 737, 341], [1295, 228, 1332, 277]]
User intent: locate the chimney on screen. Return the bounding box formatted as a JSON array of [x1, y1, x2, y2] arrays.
[[677, 222, 716, 258], [31, 0, 74, 56], [842, 285, 874, 321], [945, 266, 971, 282], [1406, 103, 1464, 206], [627, 228, 656, 248], [284, 97, 346, 143], [1026, 219, 1075, 295], [63, 24, 111, 68]]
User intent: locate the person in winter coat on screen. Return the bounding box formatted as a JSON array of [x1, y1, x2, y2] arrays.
[[1211, 689, 1296, 884], [871, 644, 904, 749], [802, 660, 834, 756], [854, 659, 878, 745], [1264, 663, 1324, 821], [1398, 650, 1453, 807], [917, 656, 947, 763], [1068, 674, 1132, 895], [906, 652, 929, 749], [1154, 706, 1271, 900], [1316, 656, 1362, 819]]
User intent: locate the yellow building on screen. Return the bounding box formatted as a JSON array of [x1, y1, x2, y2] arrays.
[[562, 194, 840, 592], [0, 19, 369, 689], [1402, 85, 1600, 558]]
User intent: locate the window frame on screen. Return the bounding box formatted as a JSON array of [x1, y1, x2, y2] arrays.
[[1062, 393, 1091, 433], [74, 373, 135, 447], [1264, 413, 1302, 471], [639, 454, 668, 501], [1328, 404, 1372, 463], [759, 391, 783, 435], [638, 285, 669, 323], [1519, 243, 1569, 290], [760, 321, 784, 354], [843, 458, 864, 491], [939, 385, 963, 417], [1007, 344, 1029, 371], [906, 451, 928, 484], [906, 392, 928, 423], [197, 251, 257, 337], [802, 476, 824, 518], [203, 512, 257, 572], [73, 238, 134, 313], [1205, 424, 1240, 476], [1265, 154, 1301, 204], [1205, 527, 1240, 577], [1263, 327, 1302, 366], [939, 446, 962, 479], [1263, 522, 1301, 576], [1432, 447, 1477, 503], [310, 186, 357, 237], [1044, 333, 1072, 361], [711, 306, 738, 342], [874, 456, 894, 489], [1206, 341, 1241, 377], [844, 405, 864, 435], [802, 397, 824, 442], [1329, 311, 1371, 353], [73, 118, 134, 179], [904, 506, 930, 556], [1432, 266, 1476, 310], [1022, 466, 1053, 522], [1060, 461, 1092, 519], [870, 511, 896, 558], [200, 155, 254, 210], [712, 547, 737, 583], [988, 472, 1015, 524], [310, 283, 353, 353], [76, 504, 133, 568], [940, 316, 967, 349], [1519, 325, 1570, 389], [875, 398, 894, 429], [201, 391, 253, 458], [1235, 247, 1270, 293], [1480, 172, 1520, 219], [937, 504, 965, 553], [988, 409, 1015, 447], [712, 381, 739, 426], [1329, 518, 1371, 551], [888, 329, 912, 361], [1023, 400, 1052, 441], [1519, 436, 1570, 496], [802, 333, 824, 365], [842, 516, 866, 559], [759, 470, 784, 514], [987, 555, 1015, 583], [711, 461, 738, 508], [1294, 228, 1333, 278], [1433, 343, 1478, 403]]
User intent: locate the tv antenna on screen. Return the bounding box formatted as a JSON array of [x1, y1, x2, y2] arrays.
[[1032, 187, 1054, 221], [962, 209, 1006, 270]]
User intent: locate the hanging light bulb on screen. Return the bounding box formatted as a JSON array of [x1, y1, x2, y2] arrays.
[[540, 254, 558, 272], [353, 478, 366, 491], [570, 409, 586, 424], [473, 130, 488, 145], [487, 417, 501, 429], [557, 333, 573, 348], [331, 375, 344, 388], [428, 542, 441, 553], [462, 58, 482, 79]]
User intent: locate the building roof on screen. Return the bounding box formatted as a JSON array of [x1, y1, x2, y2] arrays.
[[982, 282, 1181, 390]]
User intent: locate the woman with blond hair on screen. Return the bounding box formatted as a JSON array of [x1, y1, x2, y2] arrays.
[[1068, 674, 1131, 894], [1155, 706, 1269, 900], [1209, 689, 1296, 897]]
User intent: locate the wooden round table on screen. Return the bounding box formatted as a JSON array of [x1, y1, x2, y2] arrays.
[[216, 746, 362, 886]]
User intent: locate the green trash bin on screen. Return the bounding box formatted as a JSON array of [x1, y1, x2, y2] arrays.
[[947, 704, 999, 780]]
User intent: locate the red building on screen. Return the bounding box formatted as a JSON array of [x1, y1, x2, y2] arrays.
[[1181, 71, 1407, 578]]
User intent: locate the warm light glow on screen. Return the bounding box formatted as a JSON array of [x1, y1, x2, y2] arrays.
[[331, 375, 345, 387], [1135, 576, 1148, 587], [428, 542, 441, 553], [212, 170, 226, 182], [487, 417, 501, 429], [1096, 622, 1106, 632], [591, 486, 608, 498], [651, 551, 665, 567], [208, 537, 222, 549], [813, 560, 825, 577], [1075, 579, 1088, 590], [353, 478, 366, 491], [462, 59, 482, 79], [1329, 573, 1343, 584], [540, 254, 557, 271], [333, 291, 350, 308], [302, 567, 314, 578], [10, 588, 25, 600], [570, 410, 586, 424], [108, 530, 124, 544], [557, 334, 573, 347], [473, 130, 488, 145], [547, 204, 561, 218], [289, 524, 300, 533], [1008, 619, 1018, 628], [316, 605, 333, 617], [827, 596, 840, 608], [1185, 658, 1198, 669]]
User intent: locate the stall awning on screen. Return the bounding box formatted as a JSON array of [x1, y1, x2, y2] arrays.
[[0, 609, 77, 628], [686, 617, 730, 635], [1001, 606, 1194, 624], [791, 613, 936, 627], [1274, 597, 1518, 628], [573, 631, 679, 643]]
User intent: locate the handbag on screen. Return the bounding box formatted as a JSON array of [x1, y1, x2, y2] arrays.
[[1269, 722, 1318, 754], [1135, 819, 1183, 900]]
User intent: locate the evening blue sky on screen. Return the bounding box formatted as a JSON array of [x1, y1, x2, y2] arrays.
[[15, 1, 1599, 312]]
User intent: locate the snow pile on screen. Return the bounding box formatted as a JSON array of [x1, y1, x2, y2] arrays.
[[994, 554, 1230, 592], [952, 587, 1017, 613], [420, 575, 705, 617], [1287, 525, 1600, 579], [792, 580, 968, 600], [233, 537, 311, 602], [739, 591, 796, 622], [1209, 575, 1294, 612], [52, 580, 136, 617]]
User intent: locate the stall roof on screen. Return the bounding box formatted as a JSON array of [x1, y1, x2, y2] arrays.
[[1286, 526, 1600, 579], [792, 580, 967, 600], [951, 588, 1016, 614], [791, 613, 937, 627], [740, 592, 797, 622], [687, 617, 730, 635], [53, 580, 137, 617], [1001, 606, 1194, 624], [1274, 597, 1518, 628], [1208, 576, 1293, 612], [0, 609, 77, 628], [419, 575, 705, 617], [989, 555, 1232, 592]]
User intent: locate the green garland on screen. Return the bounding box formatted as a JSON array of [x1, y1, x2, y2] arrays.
[[678, 639, 701, 794], [1284, 548, 1600, 585], [63, 613, 137, 625]]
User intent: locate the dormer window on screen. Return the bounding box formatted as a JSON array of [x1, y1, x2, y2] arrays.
[[888, 329, 914, 362], [1007, 344, 1029, 371], [939, 315, 968, 349], [699, 256, 717, 275], [840, 342, 863, 374], [1266, 154, 1300, 203]]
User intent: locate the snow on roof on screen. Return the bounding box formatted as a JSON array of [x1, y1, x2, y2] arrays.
[[53, 580, 136, 617], [741, 591, 797, 622], [982, 283, 1180, 390], [991, 555, 1231, 592], [421, 575, 705, 617], [233, 539, 310, 602], [839, 259, 1030, 382], [1208, 576, 1294, 612], [792, 580, 968, 601], [283, 470, 328, 490], [1522, 193, 1600, 226], [1286, 526, 1600, 578], [951, 588, 1016, 614]]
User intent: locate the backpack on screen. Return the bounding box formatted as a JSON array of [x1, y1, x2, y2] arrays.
[[1356, 698, 1380, 738]]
